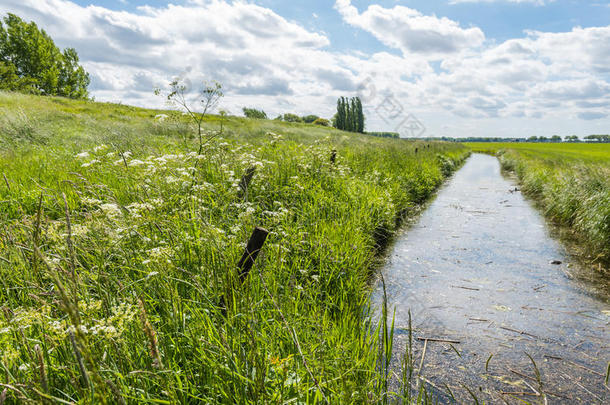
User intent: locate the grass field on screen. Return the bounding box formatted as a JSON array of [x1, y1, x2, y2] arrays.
[[467, 142, 610, 267], [0, 91, 469, 404]]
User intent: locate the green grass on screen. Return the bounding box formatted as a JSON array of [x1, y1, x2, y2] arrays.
[[467, 142, 610, 267], [0, 91, 469, 403]]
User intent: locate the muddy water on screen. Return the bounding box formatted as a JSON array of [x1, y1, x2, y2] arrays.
[[374, 154, 609, 403]]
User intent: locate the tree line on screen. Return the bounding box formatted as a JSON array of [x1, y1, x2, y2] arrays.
[[0, 13, 89, 99]]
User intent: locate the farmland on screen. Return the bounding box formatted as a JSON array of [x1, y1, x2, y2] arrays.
[[466, 142, 610, 268], [0, 91, 469, 403]]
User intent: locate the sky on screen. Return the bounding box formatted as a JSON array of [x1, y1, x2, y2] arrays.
[[2, 0, 610, 138]]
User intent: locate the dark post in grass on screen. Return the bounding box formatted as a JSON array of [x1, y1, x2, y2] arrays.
[[330, 149, 337, 164], [219, 226, 269, 316], [238, 166, 256, 199], [415, 147, 418, 154], [237, 227, 269, 283]]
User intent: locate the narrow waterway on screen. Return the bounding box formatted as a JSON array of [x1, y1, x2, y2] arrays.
[[374, 153, 609, 404]]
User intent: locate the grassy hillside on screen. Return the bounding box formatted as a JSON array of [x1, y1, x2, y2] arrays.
[[0, 91, 469, 404], [467, 142, 610, 267]]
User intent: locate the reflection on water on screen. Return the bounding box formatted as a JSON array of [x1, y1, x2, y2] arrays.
[[373, 154, 609, 404]]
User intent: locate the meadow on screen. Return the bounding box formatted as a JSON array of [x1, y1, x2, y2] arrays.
[[467, 142, 610, 268], [0, 91, 469, 404]]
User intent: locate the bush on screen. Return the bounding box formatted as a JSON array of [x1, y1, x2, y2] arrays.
[[313, 118, 330, 127], [302, 114, 319, 124], [242, 107, 267, 119], [282, 113, 302, 123]]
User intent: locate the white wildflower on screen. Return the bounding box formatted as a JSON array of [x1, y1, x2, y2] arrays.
[[75, 151, 90, 159], [128, 159, 145, 167], [81, 159, 100, 168], [100, 203, 122, 219]]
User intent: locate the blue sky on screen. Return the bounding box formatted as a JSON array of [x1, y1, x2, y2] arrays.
[[3, 0, 610, 137]]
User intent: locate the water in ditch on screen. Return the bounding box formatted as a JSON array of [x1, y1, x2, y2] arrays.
[[373, 153, 609, 403]]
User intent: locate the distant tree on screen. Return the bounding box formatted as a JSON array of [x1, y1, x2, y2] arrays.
[[282, 113, 302, 123], [313, 118, 330, 126], [0, 13, 89, 98], [551, 135, 562, 142], [333, 96, 364, 133], [242, 107, 267, 119], [356, 97, 364, 133], [527, 136, 538, 142], [367, 132, 399, 138], [302, 114, 319, 124], [274, 115, 283, 121]]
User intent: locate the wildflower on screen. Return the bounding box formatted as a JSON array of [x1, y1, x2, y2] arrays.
[[81, 159, 100, 168], [128, 159, 145, 167], [75, 151, 90, 159], [93, 144, 108, 153], [100, 203, 122, 219], [81, 197, 102, 206]]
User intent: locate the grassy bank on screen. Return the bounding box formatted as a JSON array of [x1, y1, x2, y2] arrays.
[[0, 91, 469, 403], [467, 142, 610, 268]]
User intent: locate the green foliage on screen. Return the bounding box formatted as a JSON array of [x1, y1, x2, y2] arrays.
[[0, 13, 89, 98], [0, 91, 469, 403], [242, 107, 267, 119], [367, 132, 399, 139], [312, 117, 330, 126], [302, 114, 319, 124], [281, 113, 302, 123], [334, 96, 364, 133]]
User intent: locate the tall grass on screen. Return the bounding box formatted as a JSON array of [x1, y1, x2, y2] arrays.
[[467, 142, 610, 268], [0, 91, 469, 403]]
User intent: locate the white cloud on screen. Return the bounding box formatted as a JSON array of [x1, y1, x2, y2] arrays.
[[1, 0, 609, 137], [449, 0, 552, 5], [334, 0, 485, 58]]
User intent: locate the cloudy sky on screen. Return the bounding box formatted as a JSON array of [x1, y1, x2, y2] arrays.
[[2, 0, 610, 137]]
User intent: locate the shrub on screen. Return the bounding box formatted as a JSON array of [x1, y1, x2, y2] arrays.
[[282, 113, 302, 123], [313, 118, 330, 126], [242, 107, 267, 119]]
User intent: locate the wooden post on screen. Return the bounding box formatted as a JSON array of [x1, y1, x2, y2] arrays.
[[415, 147, 418, 154], [238, 166, 256, 199], [330, 149, 337, 164], [237, 227, 269, 283]]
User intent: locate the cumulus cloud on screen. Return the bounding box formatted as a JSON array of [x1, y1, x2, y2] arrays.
[[334, 0, 485, 57], [1, 0, 609, 136], [449, 0, 551, 5]]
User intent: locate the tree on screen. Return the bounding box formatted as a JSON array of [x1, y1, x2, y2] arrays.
[[313, 118, 330, 126], [0, 13, 89, 98], [550, 135, 562, 142], [302, 114, 319, 124], [282, 113, 302, 123], [242, 107, 267, 119], [527, 136, 538, 142], [355, 97, 364, 133], [333, 96, 365, 133]]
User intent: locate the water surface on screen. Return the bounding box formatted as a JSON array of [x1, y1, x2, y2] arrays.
[[375, 154, 609, 403]]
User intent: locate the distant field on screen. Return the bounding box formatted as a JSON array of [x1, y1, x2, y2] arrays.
[[466, 142, 610, 163], [0, 91, 468, 403], [466, 142, 610, 266]]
